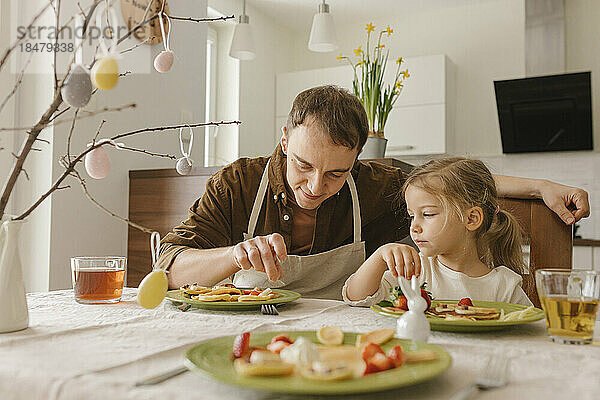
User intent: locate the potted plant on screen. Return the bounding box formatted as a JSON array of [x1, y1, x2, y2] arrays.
[[337, 23, 409, 159]]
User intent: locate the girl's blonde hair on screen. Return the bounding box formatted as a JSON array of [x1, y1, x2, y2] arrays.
[[401, 157, 528, 282]]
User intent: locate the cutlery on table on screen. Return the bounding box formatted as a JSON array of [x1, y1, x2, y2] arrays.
[[449, 355, 510, 400], [134, 366, 189, 386], [261, 304, 279, 315]]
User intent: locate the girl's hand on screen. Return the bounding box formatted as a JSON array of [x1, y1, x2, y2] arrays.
[[375, 243, 421, 279]]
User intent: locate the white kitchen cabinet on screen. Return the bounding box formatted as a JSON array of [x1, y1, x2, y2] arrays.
[[275, 55, 455, 156]]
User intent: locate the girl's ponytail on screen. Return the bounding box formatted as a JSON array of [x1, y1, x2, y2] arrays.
[[482, 209, 532, 293]]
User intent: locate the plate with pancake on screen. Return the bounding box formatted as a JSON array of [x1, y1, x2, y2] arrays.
[[184, 330, 451, 395], [371, 299, 545, 332], [166, 284, 301, 311]]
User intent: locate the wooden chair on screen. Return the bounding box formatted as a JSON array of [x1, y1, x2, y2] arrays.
[[127, 160, 573, 307], [499, 198, 572, 307]]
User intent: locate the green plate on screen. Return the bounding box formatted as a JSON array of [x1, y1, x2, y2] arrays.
[[165, 288, 301, 311], [371, 300, 545, 332], [185, 330, 451, 395]]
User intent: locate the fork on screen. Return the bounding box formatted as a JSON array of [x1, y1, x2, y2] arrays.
[[449, 355, 510, 400], [261, 304, 279, 315]]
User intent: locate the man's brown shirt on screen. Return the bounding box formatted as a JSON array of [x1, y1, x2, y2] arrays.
[[157, 145, 410, 269]]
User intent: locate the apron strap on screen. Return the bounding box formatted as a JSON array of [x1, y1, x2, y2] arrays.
[[246, 160, 271, 238], [346, 172, 362, 243]]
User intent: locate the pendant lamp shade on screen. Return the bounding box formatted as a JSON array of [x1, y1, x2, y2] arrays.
[[308, 2, 338, 52], [229, 2, 256, 60]]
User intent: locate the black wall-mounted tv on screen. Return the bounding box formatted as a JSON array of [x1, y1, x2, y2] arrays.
[[494, 72, 593, 153]]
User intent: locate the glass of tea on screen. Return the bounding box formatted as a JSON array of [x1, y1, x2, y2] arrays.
[[71, 256, 127, 304], [536, 269, 600, 345]]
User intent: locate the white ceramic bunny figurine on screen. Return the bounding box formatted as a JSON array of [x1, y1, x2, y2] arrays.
[[395, 275, 431, 342]]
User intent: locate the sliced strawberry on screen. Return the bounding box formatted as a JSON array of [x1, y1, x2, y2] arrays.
[[266, 340, 290, 354], [363, 353, 394, 375], [388, 345, 405, 368], [249, 289, 262, 296], [271, 334, 293, 344], [361, 342, 385, 362], [393, 296, 409, 311], [232, 332, 251, 359], [458, 297, 473, 307], [420, 285, 433, 311]]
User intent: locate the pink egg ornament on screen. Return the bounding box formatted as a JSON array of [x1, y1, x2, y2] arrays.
[[154, 50, 174, 73], [85, 146, 111, 179]]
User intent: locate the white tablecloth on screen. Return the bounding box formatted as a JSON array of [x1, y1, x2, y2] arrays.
[[1, 288, 599, 400]]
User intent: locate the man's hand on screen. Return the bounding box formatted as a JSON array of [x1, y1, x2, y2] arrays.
[[231, 233, 288, 282], [539, 180, 590, 225]]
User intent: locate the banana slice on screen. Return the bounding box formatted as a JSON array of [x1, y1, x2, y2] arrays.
[[299, 361, 354, 381], [317, 326, 344, 346], [405, 350, 438, 363], [233, 358, 294, 376], [355, 328, 395, 347]]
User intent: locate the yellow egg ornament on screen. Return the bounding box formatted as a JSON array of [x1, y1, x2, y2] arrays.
[[91, 2, 120, 91], [137, 232, 169, 309], [137, 269, 168, 309], [91, 57, 119, 90]]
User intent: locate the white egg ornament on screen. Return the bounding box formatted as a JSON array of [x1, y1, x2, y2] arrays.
[[91, 57, 119, 90], [85, 145, 111, 179], [61, 64, 92, 108], [176, 157, 192, 175], [154, 50, 174, 73], [137, 269, 168, 309]]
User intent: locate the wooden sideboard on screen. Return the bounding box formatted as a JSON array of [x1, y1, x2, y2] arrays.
[[127, 158, 573, 307]]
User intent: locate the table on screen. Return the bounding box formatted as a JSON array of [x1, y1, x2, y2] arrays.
[[1, 288, 599, 400]]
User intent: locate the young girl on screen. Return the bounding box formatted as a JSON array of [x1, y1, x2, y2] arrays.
[[343, 157, 533, 306]]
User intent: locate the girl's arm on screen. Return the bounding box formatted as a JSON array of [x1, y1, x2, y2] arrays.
[[344, 243, 421, 302]]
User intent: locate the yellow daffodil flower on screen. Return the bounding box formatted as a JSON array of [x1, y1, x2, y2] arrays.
[[336, 53, 343, 60], [354, 46, 363, 56], [366, 23, 375, 33], [395, 81, 402, 89], [402, 70, 410, 79], [396, 57, 403, 65], [386, 26, 393, 36], [378, 44, 385, 49]]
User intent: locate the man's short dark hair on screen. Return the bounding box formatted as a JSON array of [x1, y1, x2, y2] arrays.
[[286, 85, 369, 151]]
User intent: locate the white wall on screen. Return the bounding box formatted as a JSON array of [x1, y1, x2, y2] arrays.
[[289, 0, 526, 157], [208, 0, 296, 162]]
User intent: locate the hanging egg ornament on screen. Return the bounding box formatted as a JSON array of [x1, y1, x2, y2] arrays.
[[91, 57, 119, 90], [61, 64, 92, 108], [154, 50, 174, 73], [176, 157, 192, 175], [137, 269, 168, 309], [85, 145, 111, 179]]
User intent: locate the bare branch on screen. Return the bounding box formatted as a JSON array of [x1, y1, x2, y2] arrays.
[[108, 142, 177, 160], [14, 120, 241, 221], [169, 15, 235, 23], [0, 53, 32, 117], [36, 138, 51, 144], [66, 109, 79, 158], [0, 2, 54, 73], [73, 169, 153, 234], [0, 103, 136, 131], [56, 185, 71, 190], [92, 119, 107, 144], [119, 36, 154, 55], [22, 168, 29, 181], [53, 0, 62, 91]]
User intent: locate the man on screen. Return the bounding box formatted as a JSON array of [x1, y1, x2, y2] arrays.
[[158, 86, 589, 299]]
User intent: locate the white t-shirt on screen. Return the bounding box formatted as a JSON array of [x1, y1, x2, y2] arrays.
[[342, 254, 533, 307]]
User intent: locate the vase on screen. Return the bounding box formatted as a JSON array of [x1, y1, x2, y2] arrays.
[[359, 135, 388, 159], [0, 217, 29, 333]]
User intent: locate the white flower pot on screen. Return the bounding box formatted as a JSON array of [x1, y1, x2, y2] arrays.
[[359, 136, 388, 159], [0, 217, 29, 333]]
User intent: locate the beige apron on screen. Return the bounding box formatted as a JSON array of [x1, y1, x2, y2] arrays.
[[233, 160, 366, 300]]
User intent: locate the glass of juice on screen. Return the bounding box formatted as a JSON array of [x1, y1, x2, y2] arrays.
[[535, 269, 600, 345], [71, 256, 127, 304]]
